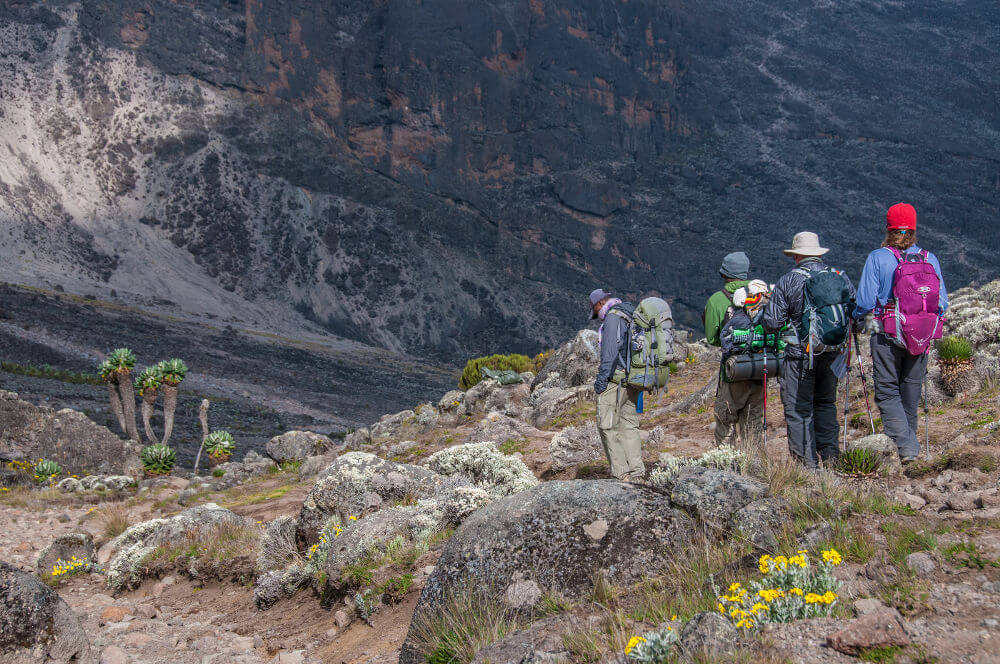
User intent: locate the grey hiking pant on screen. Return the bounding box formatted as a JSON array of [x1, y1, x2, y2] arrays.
[[714, 378, 765, 453], [870, 333, 926, 459], [596, 385, 644, 480], [779, 354, 840, 468]]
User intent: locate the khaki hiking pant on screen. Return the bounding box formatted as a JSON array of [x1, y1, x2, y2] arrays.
[[596, 384, 644, 480], [714, 378, 765, 454]]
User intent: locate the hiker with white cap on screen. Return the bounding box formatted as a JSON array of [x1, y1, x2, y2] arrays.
[[589, 288, 644, 480], [762, 232, 856, 469], [715, 279, 771, 450]]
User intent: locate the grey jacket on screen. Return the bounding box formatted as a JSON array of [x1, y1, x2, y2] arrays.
[[762, 258, 856, 360], [595, 304, 632, 393]]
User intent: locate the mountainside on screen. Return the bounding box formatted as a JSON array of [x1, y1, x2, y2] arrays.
[[1, 0, 998, 360]]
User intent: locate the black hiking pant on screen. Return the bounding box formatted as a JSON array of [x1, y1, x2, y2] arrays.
[[870, 333, 926, 459], [779, 354, 840, 468]]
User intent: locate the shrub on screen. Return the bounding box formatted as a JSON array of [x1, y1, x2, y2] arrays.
[[212, 468, 225, 478], [141, 444, 176, 475], [625, 627, 679, 663], [532, 350, 553, 372], [33, 459, 61, 483], [204, 430, 236, 459], [937, 335, 973, 363], [458, 354, 534, 390], [837, 448, 882, 476]]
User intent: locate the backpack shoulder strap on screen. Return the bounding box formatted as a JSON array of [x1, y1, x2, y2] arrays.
[[608, 303, 634, 324], [885, 246, 904, 263]]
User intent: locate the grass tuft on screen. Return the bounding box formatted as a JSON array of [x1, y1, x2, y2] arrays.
[[411, 586, 520, 664]]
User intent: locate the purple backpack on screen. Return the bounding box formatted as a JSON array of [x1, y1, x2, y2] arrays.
[[878, 247, 944, 355]]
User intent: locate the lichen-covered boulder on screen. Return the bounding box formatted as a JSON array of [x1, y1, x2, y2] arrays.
[[211, 451, 278, 487], [678, 612, 737, 658], [265, 431, 335, 464], [670, 465, 768, 523], [106, 503, 246, 591], [296, 452, 454, 545], [464, 411, 533, 446], [548, 422, 601, 472], [298, 454, 337, 478], [531, 330, 599, 391], [426, 442, 538, 497], [343, 427, 371, 449], [729, 498, 792, 551], [36, 534, 95, 579], [1, 560, 95, 664], [482, 383, 532, 418], [0, 390, 141, 476], [370, 409, 417, 441], [438, 390, 466, 414], [399, 480, 695, 664], [529, 385, 592, 429]]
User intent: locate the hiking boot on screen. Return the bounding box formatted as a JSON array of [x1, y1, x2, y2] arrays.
[[901, 456, 918, 464]]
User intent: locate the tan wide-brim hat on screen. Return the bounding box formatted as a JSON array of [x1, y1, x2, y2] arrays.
[[783, 231, 829, 257]]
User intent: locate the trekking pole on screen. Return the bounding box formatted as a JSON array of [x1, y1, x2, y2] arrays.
[[923, 374, 931, 461], [842, 340, 852, 450], [853, 334, 876, 434], [761, 350, 768, 453]]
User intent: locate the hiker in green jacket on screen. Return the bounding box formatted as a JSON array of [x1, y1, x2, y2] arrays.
[[704, 252, 751, 346]]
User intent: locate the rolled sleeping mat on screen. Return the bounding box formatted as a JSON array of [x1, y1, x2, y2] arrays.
[[723, 353, 783, 382]]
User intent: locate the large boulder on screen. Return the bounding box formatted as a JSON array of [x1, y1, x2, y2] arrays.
[[1, 561, 95, 664], [0, 391, 141, 476], [369, 409, 418, 442], [426, 442, 538, 497], [529, 385, 592, 429], [265, 431, 336, 464], [106, 504, 246, 591], [297, 452, 456, 545], [36, 534, 95, 579], [548, 422, 602, 472], [464, 411, 534, 446], [531, 330, 599, 391], [729, 498, 792, 551], [399, 480, 695, 664], [670, 465, 768, 524]]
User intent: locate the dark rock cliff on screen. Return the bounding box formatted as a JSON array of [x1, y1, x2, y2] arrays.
[[1, 0, 997, 360]]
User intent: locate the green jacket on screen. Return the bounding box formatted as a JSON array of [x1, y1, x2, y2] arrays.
[[703, 280, 749, 347]]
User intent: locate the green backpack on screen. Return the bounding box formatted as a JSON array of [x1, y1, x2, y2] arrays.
[[610, 297, 675, 391]]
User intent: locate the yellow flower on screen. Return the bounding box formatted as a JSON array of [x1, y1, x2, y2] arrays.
[[804, 593, 822, 604], [728, 582, 741, 592], [822, 549, 843, 565], [348, 515, 358, 521], [671, 615, 677, 621], [788, 587, 804, 596], [624, 636, 646, 655], [717, 603, 726, 614]]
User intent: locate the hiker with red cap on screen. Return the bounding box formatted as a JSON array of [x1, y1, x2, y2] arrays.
[[853, 203, 948, 463]]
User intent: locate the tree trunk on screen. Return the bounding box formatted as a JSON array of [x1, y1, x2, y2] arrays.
[[107, 381, 127, 435], [161, 383, 179, 447], [193, 399, 210, 475], [117, 370, 140, 442], [141, 390, 159, 445]]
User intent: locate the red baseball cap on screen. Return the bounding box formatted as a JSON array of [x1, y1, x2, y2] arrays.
[[886, 203, 916, 230]]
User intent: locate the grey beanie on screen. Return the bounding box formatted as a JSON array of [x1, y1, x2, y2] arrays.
[[719, 252, 750, 280]]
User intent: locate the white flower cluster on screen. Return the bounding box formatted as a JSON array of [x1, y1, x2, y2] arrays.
[[442, 486, 492, 523], [426, 442, 538, 497]]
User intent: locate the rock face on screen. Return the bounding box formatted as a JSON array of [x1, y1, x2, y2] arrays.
[[400, 480, 695, 664], [0, 391, 141, 476], [670, 465, 768, 523], [532, 330, 599, 391], [2, 1, 996, 362], [265, 431, 336, 464], [0, 560, 94, 664]]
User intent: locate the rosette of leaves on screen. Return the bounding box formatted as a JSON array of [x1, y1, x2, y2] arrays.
[[135, 365, 163, 445], [33, 459, 62, 483], [836, 448, 881, 476], [937, 336, 976, 396], [108, 348, 140, 442], [98, 358, 127, 435], [204, 430, 235, 463], [157, 359, 188, 447], [140, 443, 176, 476]]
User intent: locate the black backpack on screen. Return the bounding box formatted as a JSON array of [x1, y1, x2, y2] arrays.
[[794, 265, 853, 363]]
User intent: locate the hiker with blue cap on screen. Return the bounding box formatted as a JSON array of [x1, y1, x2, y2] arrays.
[[589, 288, 644, 480]]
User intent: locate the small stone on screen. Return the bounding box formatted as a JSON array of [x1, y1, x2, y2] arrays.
[[946, 492, 982, 511], [101, 646, 129, 664], [325, 628, 339, 640], [826, 608, 911, 656], [853, 598, 887, 616], [135, 604, 158, 619], [905, 551, 936, 575], [100, 606, 130, 625], [503, 579, 543, 610], [334, 610, 352, 629], [124, 632, 153, 647], [900, 493, 926, 510]]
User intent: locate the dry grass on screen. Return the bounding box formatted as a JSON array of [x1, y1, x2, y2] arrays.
[[147, 521, 262, 565], [408, 585, 521, 664], [95, 503, 132, 541]]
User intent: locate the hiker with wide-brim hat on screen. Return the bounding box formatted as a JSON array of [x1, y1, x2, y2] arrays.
[[763, 232, 856, 469], [590, 288, 645, 480], [852, 203, 948, 463]]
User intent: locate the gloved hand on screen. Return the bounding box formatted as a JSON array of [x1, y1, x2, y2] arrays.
[[594, 378, 608, 394], [852, 317, 868, 334]]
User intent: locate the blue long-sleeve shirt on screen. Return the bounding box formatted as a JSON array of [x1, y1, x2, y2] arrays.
[[852, 246, 947, 319]]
